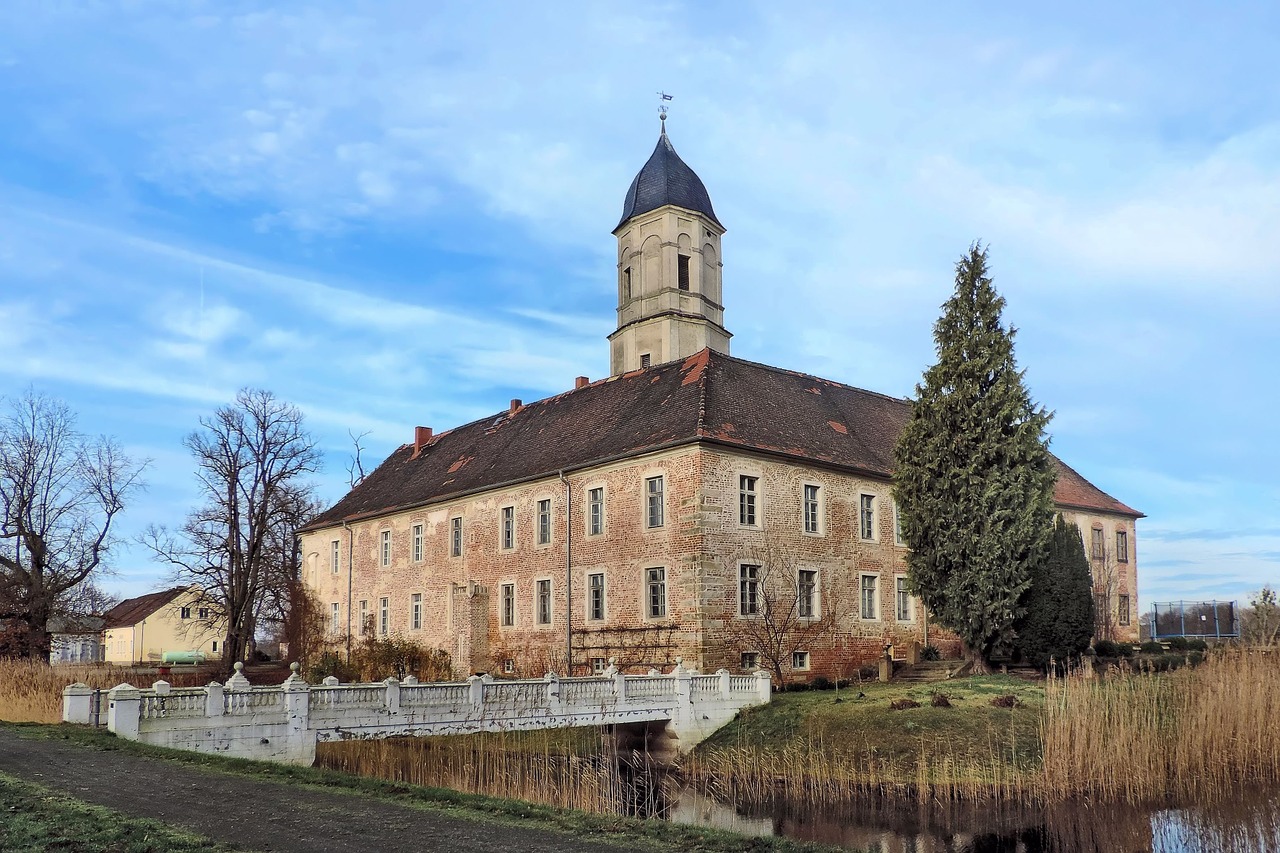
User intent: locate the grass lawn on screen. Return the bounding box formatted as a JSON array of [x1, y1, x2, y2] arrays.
[[697, 675, 1046, 779], [0, 771, 238, 853]]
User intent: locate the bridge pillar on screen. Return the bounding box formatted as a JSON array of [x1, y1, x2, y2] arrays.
[[545, 672, 562, 716], [383, 677, 401, 714], [205, 682, 224, 717], [283, 664, 314, 765], [107, 683, 141, 741], [62, 683, 94, 725]]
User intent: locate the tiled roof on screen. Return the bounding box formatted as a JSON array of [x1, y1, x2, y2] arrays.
[[305, 349, 1140, 531], [102, 587, 188, 629], [617, 129, 722, 229]]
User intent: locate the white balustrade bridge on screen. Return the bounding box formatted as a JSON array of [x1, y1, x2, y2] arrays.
[[63, 661, 771, 765]]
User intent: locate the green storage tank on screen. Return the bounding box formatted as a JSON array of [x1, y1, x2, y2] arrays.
[[161, 650, 207, 665]]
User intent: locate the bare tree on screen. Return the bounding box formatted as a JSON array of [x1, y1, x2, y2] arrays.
[[1241, 585, 1280, 647], [143, 389, 319, 674], [0, 391, 145, 659], [721, 538, 854, 687], [346, 429, 371, 489], [1089, 536, 1120, 643]]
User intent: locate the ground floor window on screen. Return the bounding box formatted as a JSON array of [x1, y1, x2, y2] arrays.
[[591, 656, 607, 674], [791, 650, 810, 671], [1118, 594, 1131, 626], [741, 651, 759, 670]]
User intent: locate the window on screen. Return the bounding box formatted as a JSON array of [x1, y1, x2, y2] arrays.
[[861, 575, 878, 620], [502, 658, 515, 674], [645, 476, 664, 528], [740, 652, 759, 670], [588, 487, 604, 535], [412, 524, 423, 563], [677, 253, 690, 290], [623, 266, 632, 299], [640, 353, 652, 369], [212, 641, 218, 653], [450, 517, 463, 557], [500, 583, 515, 627], [379, 597, 389, 636], [359, 600, 369, 636], [331, 540, 340, 573], [739, 564, 760, 616], [330, 603, 340, 632], [896, 577, 912, 622], [803, 484, 821, 534], [588, 572, 606, 620], [791, 651, 810, 671], [500, 506, 515, 550], [1118, 595, 1131, 626], [537, 499, 551, 545], [180, 607, 191, 619], [198, 608, 209, 619], [591, 656, 607, 674], [410, 593, 422, 630], [859, 494, 876, 540], [646, 568, 667, 618], [1117, 530, 1129, 563], [739, 475, 758, 526], [1091, 528, 1105, 560], [893, 501, 905, 546], [380, 529, 391, 567], [536, 579, 552, 625], [797, 569, 817, 618]]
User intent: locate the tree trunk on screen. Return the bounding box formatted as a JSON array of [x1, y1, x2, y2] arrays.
[[27, 598, 52, 662]]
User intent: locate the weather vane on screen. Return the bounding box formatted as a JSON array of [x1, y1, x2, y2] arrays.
[[657, 91, 673, 128]]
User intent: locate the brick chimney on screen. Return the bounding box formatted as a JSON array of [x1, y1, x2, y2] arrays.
[[575, 376, 589, 389], [412, 426, 433, 459], [509, 399, 522, 414]]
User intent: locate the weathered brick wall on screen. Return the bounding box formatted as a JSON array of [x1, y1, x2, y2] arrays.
[[1059, 508, 1141, 643]]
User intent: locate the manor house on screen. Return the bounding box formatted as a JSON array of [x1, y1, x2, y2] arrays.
[[298, 124, 1142, 679]]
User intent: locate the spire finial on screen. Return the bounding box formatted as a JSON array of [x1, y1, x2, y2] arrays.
[[657, 91, 673, 131]]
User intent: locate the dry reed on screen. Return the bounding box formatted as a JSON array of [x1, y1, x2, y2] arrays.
[[0, 659, 208, 723]]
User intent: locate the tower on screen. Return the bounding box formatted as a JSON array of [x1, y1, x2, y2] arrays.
[[609, 121, 729, 375]]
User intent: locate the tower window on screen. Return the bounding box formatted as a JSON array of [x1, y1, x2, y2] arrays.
[[640, 353, 652, 369], [677, 254, 690, 290], [623, 266, 632, 299]]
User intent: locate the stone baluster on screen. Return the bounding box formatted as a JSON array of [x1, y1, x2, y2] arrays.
[[225, 661, 251, 691]]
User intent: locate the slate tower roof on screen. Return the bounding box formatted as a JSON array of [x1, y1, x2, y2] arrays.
[[617, 128, 722, 229]]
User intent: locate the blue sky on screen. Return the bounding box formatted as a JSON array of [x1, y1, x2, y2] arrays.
[[1, 2, 1277, 611]]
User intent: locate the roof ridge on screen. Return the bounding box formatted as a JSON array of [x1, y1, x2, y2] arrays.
[[710, 349, 914, 407]]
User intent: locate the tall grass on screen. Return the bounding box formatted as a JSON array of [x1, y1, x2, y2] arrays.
[[0, 659, 208, 723]]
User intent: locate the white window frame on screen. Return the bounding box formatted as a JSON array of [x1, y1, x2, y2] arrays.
[[502, 658, 515, 674], [330, 602, 340, 633], [895, 575, 913, 623], [450, 516, 463, 557], [797, 568, 819, 619], [859, 493, 877, 541], [893, 500, 905, 546], [645, 567, 667, 619], [645, 475, 665, 529], [803, 483, 822, 535], [587, 486, 605, 536], [331, 539, 340, 573], [412, 523, 424, 563], [500, 583, 516, 627], [536, 498, 552, 546], [410, 593, 422, 630], [739, 563, 761, 617], [740, 651, 759, 671], [588, 571, 606, 621], [860, 573, 879, 621], [791, 650, 810, 671], [738, 474, 759, 527], [380, 529, 392, 567], [591, 656, 607, 674], [535, 578, 553, 626], [379, 596, 390, 636], [359, 600, 369, 636], [501, 505, 515, 551]]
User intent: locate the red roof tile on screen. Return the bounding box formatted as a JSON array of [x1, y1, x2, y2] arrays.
[[304, 349, 1141, 530], [102, 587, 188, 629]]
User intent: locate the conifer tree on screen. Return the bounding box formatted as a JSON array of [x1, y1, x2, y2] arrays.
[[894, 244, 1056, 672], [1016, 514, 1094, 669]]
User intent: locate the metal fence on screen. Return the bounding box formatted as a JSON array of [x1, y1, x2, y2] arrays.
[[1151, 601, 1239, 639]]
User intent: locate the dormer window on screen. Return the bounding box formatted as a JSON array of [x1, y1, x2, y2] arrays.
[[640, 353, 652, 369], [677, 254, 690, 290]]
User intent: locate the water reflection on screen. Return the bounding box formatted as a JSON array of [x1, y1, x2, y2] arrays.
[[662, 783, 1280, 853]]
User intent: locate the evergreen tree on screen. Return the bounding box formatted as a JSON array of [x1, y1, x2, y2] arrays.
[[1016, 514, 1095, 669], [894, 244, 1056, 672]]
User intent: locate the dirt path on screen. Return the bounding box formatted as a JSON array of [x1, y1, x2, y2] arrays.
[[0, 729, 642, 853]]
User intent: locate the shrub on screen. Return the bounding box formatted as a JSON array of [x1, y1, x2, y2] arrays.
[[1094, 640, 1120, 658], [809, 676, 834, 691], [921, 645, 941, 661], [1116, 644, 1136, 658], [991, 694, 1018, 708], [1189, 651, 1205, 666], [1140, 641, 1165, 655], [1187, 639, 1209, 652], [889, 698, 921, 711], [1168, 636, 1190, 651], [930, 691, 952, 708]]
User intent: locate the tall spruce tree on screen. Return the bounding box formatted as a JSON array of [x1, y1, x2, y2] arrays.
[[894, 244, 1056, 672], [1016, 514, 1095, 669]]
